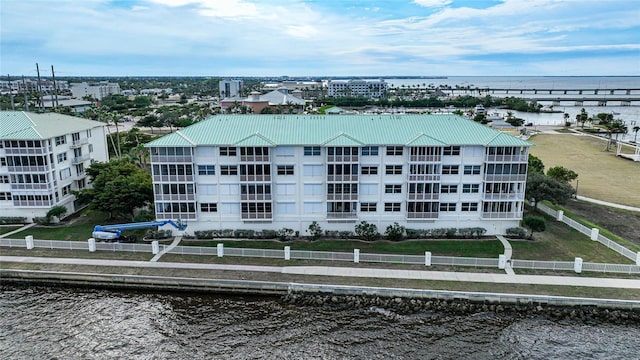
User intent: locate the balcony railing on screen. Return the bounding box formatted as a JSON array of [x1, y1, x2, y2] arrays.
[[409, 155, 441, 162], [482, 192, 525, 201], [150, 155, 193, 163], [326, 194, 358, 201], [407, 174, 440, 182], [407, 193, 439, 200], [481, 212, 521, 219], [327, 155, 359, 162], [484, 174, 527, 182], [10, 183, 50, 190], [153, 175, 194, 182], [70, 138, 89, 147], [327, 212, 358, 219], [156, 212, 197, 220], [72, 155, 90, 164], [240, 155, 270, 162], [407, 212, 439, 219], [154, 194, 196, 201], [326, 174, 358, 182], [7, 165, 50, 173], [485, 154, 528, 162], [240, 174, 271, 182], [3, 146, 52, 155], [12, 199, 53, 207], [241, 194, 272, 201], [242, 212, 273, 220]]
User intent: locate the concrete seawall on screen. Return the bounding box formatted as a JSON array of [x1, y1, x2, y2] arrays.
[[2, 269, 640, 312]]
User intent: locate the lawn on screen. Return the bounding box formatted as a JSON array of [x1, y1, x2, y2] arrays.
[[0, 226, 21, 236], [528, 133, 640, 207]]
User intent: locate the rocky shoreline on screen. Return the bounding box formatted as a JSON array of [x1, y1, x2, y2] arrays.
[[282, 293, 640, 324]]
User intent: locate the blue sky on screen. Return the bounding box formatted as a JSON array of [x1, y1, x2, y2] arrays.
[[1, 0, 639, 76]]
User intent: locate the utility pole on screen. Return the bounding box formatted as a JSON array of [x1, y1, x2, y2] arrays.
[[51, 65, 59, 107], [36, 63, 44, 111], [22, 75, 29, 111], [7, 74, 15, 110]]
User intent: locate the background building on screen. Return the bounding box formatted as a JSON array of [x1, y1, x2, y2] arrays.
[[146, 114, 531, 235], [327, 79, 388, 98], [0, 111, 108, 221], [70, 81, 121, 100], [219, 80, 244, 99]]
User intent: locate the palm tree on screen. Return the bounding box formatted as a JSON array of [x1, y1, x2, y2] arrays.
[[633, 125, 640, 143]]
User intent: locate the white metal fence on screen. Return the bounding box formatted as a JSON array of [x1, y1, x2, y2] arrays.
[[537, 203, 639, 262], [3, 237, 638, 274]]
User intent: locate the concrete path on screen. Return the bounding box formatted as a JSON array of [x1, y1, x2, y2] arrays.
[[496, 235, 515, 275], [0, 223, 36, 239], [2, 256, 640, 290], [150, 236, 182, 262], [576, 195, 640, 212]]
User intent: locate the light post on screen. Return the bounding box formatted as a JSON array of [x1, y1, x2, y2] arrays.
[[575, 180, 579, 199]]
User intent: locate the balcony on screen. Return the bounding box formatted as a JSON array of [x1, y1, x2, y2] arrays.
[[72, 155, 90, 164], [485, 154, 528, 163], [326, 174, 358, 182], [409, 155, 441, 162], [240, 174, 271, 182], [326, 193, 358, 201], [407, 212, 439, 219], [240, 155, 270, 162], [154, 194, 196, 201], [327, 155, 358, 162], [11, 183, 50, 190], [241, 194, 272, 201], [481, 212, 521, 219], [70, 138, 89, 148], [242, 212, 273, 220], [12, 199, 53, 207], [484, 174, 526, 182], [407, 193, 439, 200], [153, 174, 194, 182], [156, 212, 197, 220], [150, 155, 193, 163], [4, 146, 52, 155], [482, 192, 525, 201], [407, 174, 440, 182], [7, 165, 50, 173], [327, 212, 358, 219]]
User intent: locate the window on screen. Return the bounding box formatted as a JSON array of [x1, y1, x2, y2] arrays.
[[198, 165, 215, 175], [361, 166, 378, 175], [274, 146, 295, 157], [385, 165, 402, 175], [384, 202, 401, 212], [464, 165, 481, 175], [462, 184, 480, 193], [59, 168, 71, 180], [440, 185, 458, 193], [55, 135, 66, 146], [89, 144, 94, 153], [303, 184, 322, 196], [361, 146, 379, 156], [0, 175, 8, 183], [86, 129, 92, 138], [201, 203, 218, 212], [277, 165, 294, 175], [442, 165, 459, 175], [61, 184, 71, 196], [304, 146, 321, 156], [385, 184, 402, 194], [0, 192, 11, 201], [220, 147, 237, 156], [57, 153, 67, 163], [276, 184, 296, 195], [303, 202, 323, 213], [360, 203, 377, 212], [1, 158, 6, 167], [386, 146, 403, 156], [303, 164, 322, 176], [276, 202, 296, 214], [461, 202, 479, 212], [439, 203, 456, 211], [443, 146, 461, 156], [359, 183, 378, 195], [199, 184, 217, 195], [220, 165, 238, 175]]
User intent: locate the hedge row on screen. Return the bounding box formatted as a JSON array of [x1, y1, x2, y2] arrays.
[[0, 217, 27, 225], [405, 227, 487, 239]]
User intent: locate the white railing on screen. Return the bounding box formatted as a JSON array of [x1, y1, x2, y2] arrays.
[[1, 238, 638, 274]]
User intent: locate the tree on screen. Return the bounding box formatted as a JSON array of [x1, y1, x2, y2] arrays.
[[547, 166, 578, 183], [74, 160, 153, 220], [473, 113, 487, 124], [525, 172, 574, 209], [633, 126, 640, 143], [603, 119, 628, 151], [521, 216, 547, 239], [306, 221, 322, 241], [528, 154, 545, 174], [575, 108, 588, 128], [355, 221, 379, 241], [384, 222, 405, 241], [46, 206, 67, 221]]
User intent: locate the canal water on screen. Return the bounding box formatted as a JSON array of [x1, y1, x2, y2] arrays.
[[1, 284, 639, 359]]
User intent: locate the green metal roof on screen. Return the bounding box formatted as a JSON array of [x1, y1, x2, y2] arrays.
[[145, 114, 533, 148], [0, 111, 105, 140]]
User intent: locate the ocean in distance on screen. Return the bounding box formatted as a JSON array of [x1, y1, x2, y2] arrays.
[[1, 284, 639, 359]]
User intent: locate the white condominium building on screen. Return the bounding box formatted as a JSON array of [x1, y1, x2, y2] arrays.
[[70, 81, 121, 100], [327, 79, 388, 98], [219, 80, 244, 99], [146, 114, 531, 235], [0, 111, 109, 221]]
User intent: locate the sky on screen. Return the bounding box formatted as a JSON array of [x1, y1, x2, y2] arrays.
[[1, 0, 639, 77]]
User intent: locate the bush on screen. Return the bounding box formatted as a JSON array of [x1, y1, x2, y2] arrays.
[[32, 217, 51, 225], [0, 217, 27, 224], [307, 221, 323, 241], [506, 227, 527, 238], [355, 221, 379, 241], [46, 206, 68, 220], [145, 229, 172, 239], [385, 222, 405, 241], [324, 230, 340, 238], [521, 216, 547, 239], [277, 227, 295, 241], [234, 229, 255, 238], [338, 231, 354, 239]]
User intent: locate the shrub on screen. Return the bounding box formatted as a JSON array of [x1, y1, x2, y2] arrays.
[[46, 206, 68, 220], [355, 221, 379, 241], [234, 229, 255, 238], [324, 230, 340, 238], [521, 216, 547, 239], [277, 227, 295, 241], [506, 227, 527, 238], [32, 217, 51, 225], [145, 229, 172, 239], [0, 217, 27, 224], [339, 231, 354, 239], [385, 222, 405, 241], [307, 221, 323, 241]]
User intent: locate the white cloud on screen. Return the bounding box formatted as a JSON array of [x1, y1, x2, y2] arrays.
[[413, 0, 452, 8]]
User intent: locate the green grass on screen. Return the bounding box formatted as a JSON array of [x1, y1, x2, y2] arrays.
[[181, 238, 505, 257], [0, 226, 21, 236]]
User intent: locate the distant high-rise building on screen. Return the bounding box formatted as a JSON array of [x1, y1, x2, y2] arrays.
[[70, 81, 121, 100], [327, 79, 388, 98], [219, 80, 244, 99]]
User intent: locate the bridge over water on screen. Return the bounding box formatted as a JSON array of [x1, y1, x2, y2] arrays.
[[445, 87, 640, 106]]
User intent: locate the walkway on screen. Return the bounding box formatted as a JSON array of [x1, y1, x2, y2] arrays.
[[496, 235, 515, 275], [150, 236, 182, 262], [2, 256, 640, 290], [0, 223, 36, 239], [576, 195, 640, 212]]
